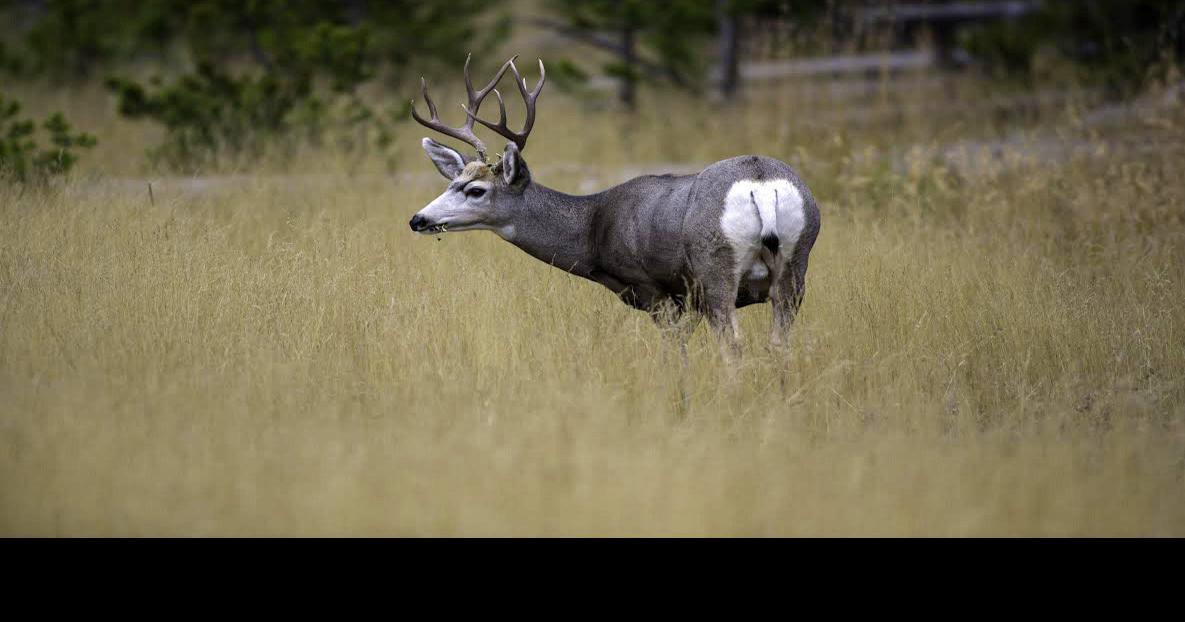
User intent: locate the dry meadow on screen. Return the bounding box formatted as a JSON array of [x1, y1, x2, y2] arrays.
[[2, 70, 1183, 535]]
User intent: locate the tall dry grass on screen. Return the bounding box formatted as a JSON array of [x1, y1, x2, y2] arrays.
[[1, 72, 1183, 535]]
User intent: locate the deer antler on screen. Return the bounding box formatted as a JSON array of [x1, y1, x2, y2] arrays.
[[411, 54, 515, 161], [463, 58, 546, 153]]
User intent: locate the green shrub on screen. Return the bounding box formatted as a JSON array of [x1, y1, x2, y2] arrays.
[[0, 94, 96, 183], [106, 63, 406, 172], [93, 1, 504, 172], [107, 64, 308, 171]]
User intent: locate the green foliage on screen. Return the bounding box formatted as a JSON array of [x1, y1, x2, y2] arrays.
[[106, 65, 310, 171], [106, 63, 409, 173], [0, 41, 26, 76], [1, 0, 507, 81], [0, 93, 96, 183], [961, 0, 1185, 95], [0, 0, 180, 79], [103, 1, 501, 171], [3, 1, 507, 171]]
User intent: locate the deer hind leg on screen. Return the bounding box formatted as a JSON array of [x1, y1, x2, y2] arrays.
[[769, 253, 808, 353], [686, 244, 745, 369], [700, 284, 742, 367]]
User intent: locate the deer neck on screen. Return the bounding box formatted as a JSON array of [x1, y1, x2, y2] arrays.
[[496, 182, 600, 279]]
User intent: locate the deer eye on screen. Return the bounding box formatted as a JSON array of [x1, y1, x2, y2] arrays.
[[465, 187, 486, 199]]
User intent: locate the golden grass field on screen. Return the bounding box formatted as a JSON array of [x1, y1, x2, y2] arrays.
[[2, 68, 1184, 535]]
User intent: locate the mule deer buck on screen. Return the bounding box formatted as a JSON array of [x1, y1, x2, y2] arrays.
[[409, 55, 820, 362]]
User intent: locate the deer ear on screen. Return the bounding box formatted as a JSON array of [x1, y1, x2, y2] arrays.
[[422, 137, 469, 179], [500, 142, 530, 188]]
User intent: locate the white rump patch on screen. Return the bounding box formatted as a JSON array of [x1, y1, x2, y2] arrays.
[[719, 179, 806, 284]]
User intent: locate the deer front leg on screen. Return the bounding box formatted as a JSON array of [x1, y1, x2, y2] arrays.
[[649, 299, 696, 368], [650, 298, 697, 415]]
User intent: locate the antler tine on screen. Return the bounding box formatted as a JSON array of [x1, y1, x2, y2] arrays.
[[516, 59, 546, 141], [464, 58, 546, 152], [419, 77, 438, 120], [490, 89, 508, 128], [462, 54, 516, 127], [411, 75, 488, 159], [411, 54, 517, 161]]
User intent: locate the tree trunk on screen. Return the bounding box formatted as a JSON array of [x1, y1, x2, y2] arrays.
[[621, 21, 637, 109], [717, 0, 740, 101]]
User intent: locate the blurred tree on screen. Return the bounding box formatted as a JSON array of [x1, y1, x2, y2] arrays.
[[715, 0, 828, 101], [0, 0, 511, 171], [961, 0, 1185, 96], [717, 0, 741, 100], [0, 0, 181, 79], [1, 93, 96, 183], [535, 0, 829, 106], [535, 0, 715, 108], [0, 0, 509, 81]]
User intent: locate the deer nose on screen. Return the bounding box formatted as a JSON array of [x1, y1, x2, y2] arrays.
[[409, 214, 429, 232]]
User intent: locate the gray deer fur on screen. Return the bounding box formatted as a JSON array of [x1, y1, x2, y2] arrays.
[[410, 56, 820, 358]]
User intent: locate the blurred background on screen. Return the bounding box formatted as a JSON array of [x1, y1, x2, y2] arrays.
[[2, 0, 1183, 179]]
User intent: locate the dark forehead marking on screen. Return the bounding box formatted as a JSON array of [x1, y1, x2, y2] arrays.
[[448, 178, 491, 191], [448, 164, 494, 191]]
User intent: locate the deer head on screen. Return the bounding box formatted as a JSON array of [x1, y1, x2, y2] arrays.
[[409, 55, 545, 236]]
